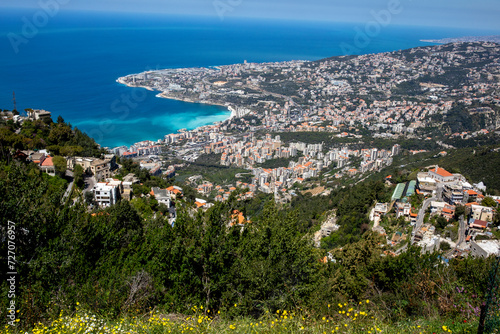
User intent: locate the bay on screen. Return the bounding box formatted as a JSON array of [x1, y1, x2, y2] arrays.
[[0, 9, 496, 147]]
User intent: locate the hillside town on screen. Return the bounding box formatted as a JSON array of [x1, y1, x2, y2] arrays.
[[118, 41, 500, 137], [3, 42, 500, 260], [108, 43, 500, 201], [365, 164, 500, 257]]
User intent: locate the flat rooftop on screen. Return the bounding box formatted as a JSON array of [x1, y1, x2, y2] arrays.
[[476, 240, 500, 255]]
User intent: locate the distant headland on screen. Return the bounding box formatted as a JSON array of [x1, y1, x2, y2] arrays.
[[421, 35, 500, 44]]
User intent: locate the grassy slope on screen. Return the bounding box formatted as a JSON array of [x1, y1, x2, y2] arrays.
[[4, 304, 476, 334]]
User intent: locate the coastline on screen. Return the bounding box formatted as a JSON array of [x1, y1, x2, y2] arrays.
[[115, 36, 499, 148], [116, 77, 234, 133], [116, 77, 154, 91], [419, 35, 500, 44], [155, 92, 237, 120]]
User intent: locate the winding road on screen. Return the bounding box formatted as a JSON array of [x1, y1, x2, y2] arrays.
[[411, 196, 436, 244]]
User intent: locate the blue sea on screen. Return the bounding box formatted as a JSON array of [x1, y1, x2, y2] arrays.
[[0, 9, 498, 147]]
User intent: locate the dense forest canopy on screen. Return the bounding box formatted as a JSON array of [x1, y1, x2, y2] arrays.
[[0, 158, 496, 328], [1, 111, 499, 332]]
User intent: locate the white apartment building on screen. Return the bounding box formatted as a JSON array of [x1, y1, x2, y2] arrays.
[[92, 182, 120, 207]]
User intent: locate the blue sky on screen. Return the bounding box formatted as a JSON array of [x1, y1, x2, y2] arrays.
[[2, 0, 500, 30]]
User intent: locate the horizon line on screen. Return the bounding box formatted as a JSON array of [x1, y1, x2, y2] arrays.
[[1, 6, 500, 32]]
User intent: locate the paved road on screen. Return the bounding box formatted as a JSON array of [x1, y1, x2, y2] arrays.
[[436, 141, 456, 149], [411, 196, 436, 244], [83, 175, 97, 193], [456, 215, 466, 248], [395, 243, 408, 255], [436, 184, 444, 201], [61, 170, 74, 203]]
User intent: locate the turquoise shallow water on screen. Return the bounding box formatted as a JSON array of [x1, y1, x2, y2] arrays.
[[0, 9, 497, 147]]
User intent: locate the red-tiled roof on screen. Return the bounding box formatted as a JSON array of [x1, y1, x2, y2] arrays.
[[166, 186, 182, 194], [41, 156, 53, 166], [430, 167, 453, 178], [471, 220, 488, 228]]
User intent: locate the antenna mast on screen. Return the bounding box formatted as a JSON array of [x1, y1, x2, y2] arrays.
[[12, 92, 17, 112]]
